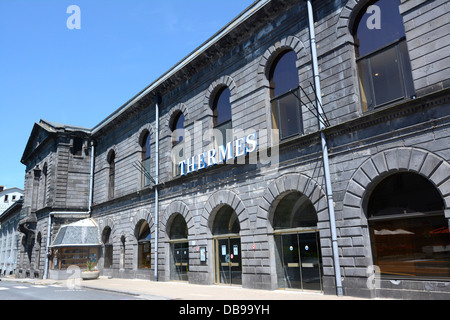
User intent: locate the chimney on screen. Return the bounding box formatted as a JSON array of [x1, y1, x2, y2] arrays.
[[0, 186, 4, 192]]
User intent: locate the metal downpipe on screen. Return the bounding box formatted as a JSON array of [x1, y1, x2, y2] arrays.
[[154, 95, 160, 282], [306, 0, 343, 297]]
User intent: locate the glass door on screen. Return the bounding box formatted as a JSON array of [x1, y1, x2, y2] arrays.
[[170, 242, 189, 281], [298, 232, 322, 291], [215, 237, 242, 285], [275, 231, 322, 291]]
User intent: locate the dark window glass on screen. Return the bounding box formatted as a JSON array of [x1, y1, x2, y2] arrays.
[[142, 131, 151, 160], [214, 87, 232, 126], [141, 131, 151, 187], [270, 50, 299, 98], [212, 206, 240, 235], [73, 138, 83, 156], [355, 0, 415, 111], [108, 152, 115, 199], [172, 113, 185, 177], [270, 50, 302, 140], [102, 227, 113, 269], [170, 214, 188, 240], [355, 0, 406, 57], [273, 192, 317, 230], [172, 113, 185, 147], [368, 173, 450, 279], [212, 87, 233, 148]]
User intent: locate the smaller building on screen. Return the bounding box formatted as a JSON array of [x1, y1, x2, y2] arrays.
[[0, 187, 23, 215], [0, 199, 24, 276], [48, 219, 102, 280]]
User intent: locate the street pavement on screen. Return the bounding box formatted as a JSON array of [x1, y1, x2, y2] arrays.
[[0, 276, 367, 300]]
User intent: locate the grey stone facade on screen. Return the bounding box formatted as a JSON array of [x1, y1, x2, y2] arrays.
[[18, 0, 450, 299]]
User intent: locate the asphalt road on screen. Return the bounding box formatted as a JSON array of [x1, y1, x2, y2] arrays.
[[0, 280, 144, 300]]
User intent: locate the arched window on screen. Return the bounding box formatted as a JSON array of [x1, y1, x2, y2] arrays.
[[171, 113, 185, 147], [141, 131, 151, 187], [354, 0, 414, 111], [270, 50, 302, 140], [107, 151, 115, 199], [171, 112, 185, 176], [102, 227, 113, 269], [42, 163, 48, 207], [212, 205, 240, 236], [368, 172, 450, 279], [212, 87, 232, 147], [137, 221, 151, 269]]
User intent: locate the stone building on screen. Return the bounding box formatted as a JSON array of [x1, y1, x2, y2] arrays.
[[0, 199, 23, 276], [18, 0, 450, 299]]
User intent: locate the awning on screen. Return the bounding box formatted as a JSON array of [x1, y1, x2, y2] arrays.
[[51, 218, 102, 248]]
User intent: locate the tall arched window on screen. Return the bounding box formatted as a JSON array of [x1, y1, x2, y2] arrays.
[[137, 221, 151, 269], [212, 87, 232, 147], [171, 112, 185, 176], [270, 50, 302, 140], [141, 131, 151, 187], [368, 172, 450, 279], [42, 163, 48, 207], [172, 113, 185, 147], [107, 151, 115, 199], [354, 0, 414, 111], [102, 227, 113, 269]]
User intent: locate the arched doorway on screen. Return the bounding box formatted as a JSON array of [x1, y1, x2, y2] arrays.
[[367, 172, 450, 279], [169, 214, 189, 281], [273, 192, 323, 291], [136, 221, 151, 269], [213, 205, 242, 285]]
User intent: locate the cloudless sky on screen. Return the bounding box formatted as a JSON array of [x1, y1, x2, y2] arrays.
[[0, 0, 255, 190]]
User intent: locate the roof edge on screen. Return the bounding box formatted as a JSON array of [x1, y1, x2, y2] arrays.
[[91, 0, 270, 135]]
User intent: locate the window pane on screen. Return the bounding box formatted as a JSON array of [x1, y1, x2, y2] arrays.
[[273, 192, 317, 230], [170, 214, 188, 240], [213, 206, 240, 235], [143, 132, 151, 159], [273, 93, 302, 139], [271, 50, 299, 98], [142, 157, 151, 186], [138, 242, 151, 268], [368, 173, 450, 279], [370, 46, 404, 106], [213, 120, 232, 148], [357, 58, 374, 111], [368, 173, 444, 217], [370, 216, 450, 279], [214, 87, 232, 126], [172, 113, 185, 146], [356, 0, 405, 57]]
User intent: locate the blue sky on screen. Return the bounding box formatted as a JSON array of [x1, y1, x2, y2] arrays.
[[0, 0, 254, 190]]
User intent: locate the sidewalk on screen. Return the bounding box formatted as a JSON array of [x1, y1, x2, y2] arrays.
[[0, 276, 367, 300]]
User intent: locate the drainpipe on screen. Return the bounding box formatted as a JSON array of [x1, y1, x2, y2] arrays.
[[43, 212, 52, 280], [88, 140, 95, 215], [306, 0, 343, 297], [154, 95, 160, 282]]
